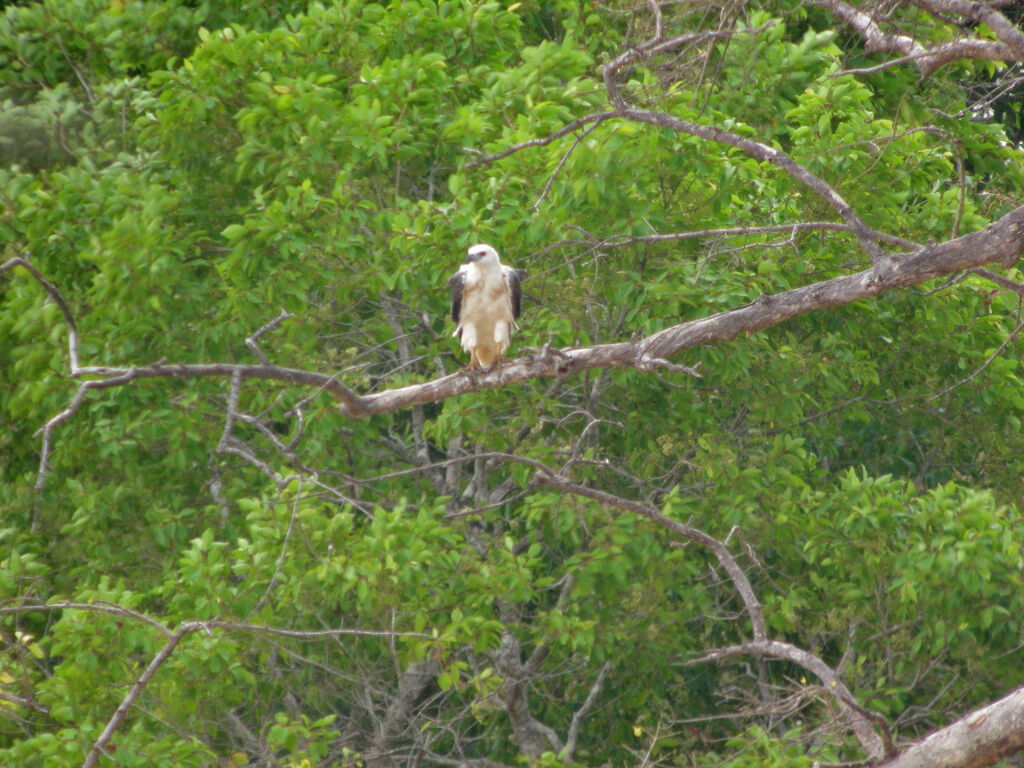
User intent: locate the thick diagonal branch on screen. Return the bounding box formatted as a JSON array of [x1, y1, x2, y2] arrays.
[[875, 685, 1024, 768]]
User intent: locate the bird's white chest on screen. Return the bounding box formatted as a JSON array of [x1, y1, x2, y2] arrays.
[[462, 265, 509, 313]]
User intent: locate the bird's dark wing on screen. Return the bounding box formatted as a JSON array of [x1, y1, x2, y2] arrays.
[[505, 268, 526, 319], [447, 270, 465, 324]]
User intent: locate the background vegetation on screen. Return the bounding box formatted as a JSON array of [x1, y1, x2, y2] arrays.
[[2, 1, 1024, 766]]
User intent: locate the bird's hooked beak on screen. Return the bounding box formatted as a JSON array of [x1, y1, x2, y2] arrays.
[[465, 252, 481, 264]]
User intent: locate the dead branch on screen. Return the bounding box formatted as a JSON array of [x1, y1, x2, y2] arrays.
[[245, 309, 293, 365], [561, 661, 611, 763], [0, 600, 433, 641], [911, 0, 1024, 62], [926, 317, 1024, 401], [580, 221, 919, 251], [463, 111, 618, 168], [685, 639, 893, 757]]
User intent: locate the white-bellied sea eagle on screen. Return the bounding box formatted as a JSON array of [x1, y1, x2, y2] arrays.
[[447, 244, 525, 370]]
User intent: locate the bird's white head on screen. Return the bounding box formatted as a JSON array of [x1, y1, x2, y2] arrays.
[[465, 243, 501, 268]]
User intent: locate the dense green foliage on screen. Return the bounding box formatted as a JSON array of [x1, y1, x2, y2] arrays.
[[2, 1, 1024, 766]]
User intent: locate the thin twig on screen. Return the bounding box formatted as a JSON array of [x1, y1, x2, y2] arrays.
[[463, 111, 618, 168], [952, 140, 966, 240], [533, 469, 891, 759], [927, 317, 1024, 401], [256, 477, 303, 610], [245, 309, 294, 365], [971, 267, 1024, 299], [532, 121, 602, 212], [82, 624, 197, 768]]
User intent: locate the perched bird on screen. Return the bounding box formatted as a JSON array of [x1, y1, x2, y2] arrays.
[[447, 244, 526, 370]]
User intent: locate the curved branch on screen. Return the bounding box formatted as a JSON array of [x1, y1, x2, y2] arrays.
[[911, 0, 1024, 62], [532, 469, 889, 759], [686, 639, 894, 757], [597, 18, 888, 262], [618, 105, 888, 261], [472, 18, 894, 261], [825, 1, 1017, 76], [2, 256, 83, 371], [561, 661, 611, 762], [533, 471, 767, 639]]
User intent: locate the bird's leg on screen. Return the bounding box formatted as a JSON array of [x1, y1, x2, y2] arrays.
[[465, 352, 481, 390]]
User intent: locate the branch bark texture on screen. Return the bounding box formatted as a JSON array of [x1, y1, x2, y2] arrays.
[[877, 685, 1024, 768]]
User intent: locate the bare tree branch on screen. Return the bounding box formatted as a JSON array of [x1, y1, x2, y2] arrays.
[[82, 623, 196, 768], [0, 600, 435, 768], [911, 0, 1024, 61], [876, 685, 1024, 768], [0, 600, 432, 641], [532, 120, 602, 212], [685, 639, 893, 757], [971, 267, 1024, 299], [583, 221, 919, 251], [463, 111, 618, 168], [0, 691, 49, 715], [0, 600, 173, 637], [255, 476, 303, 610], [1, 256, 83, 370], [824, 1, 1017, 76], [245, 309, 293, 365], [623, 103, 891, 262], [926, 317, 1024, 401], [561, 661, 611, 762]]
